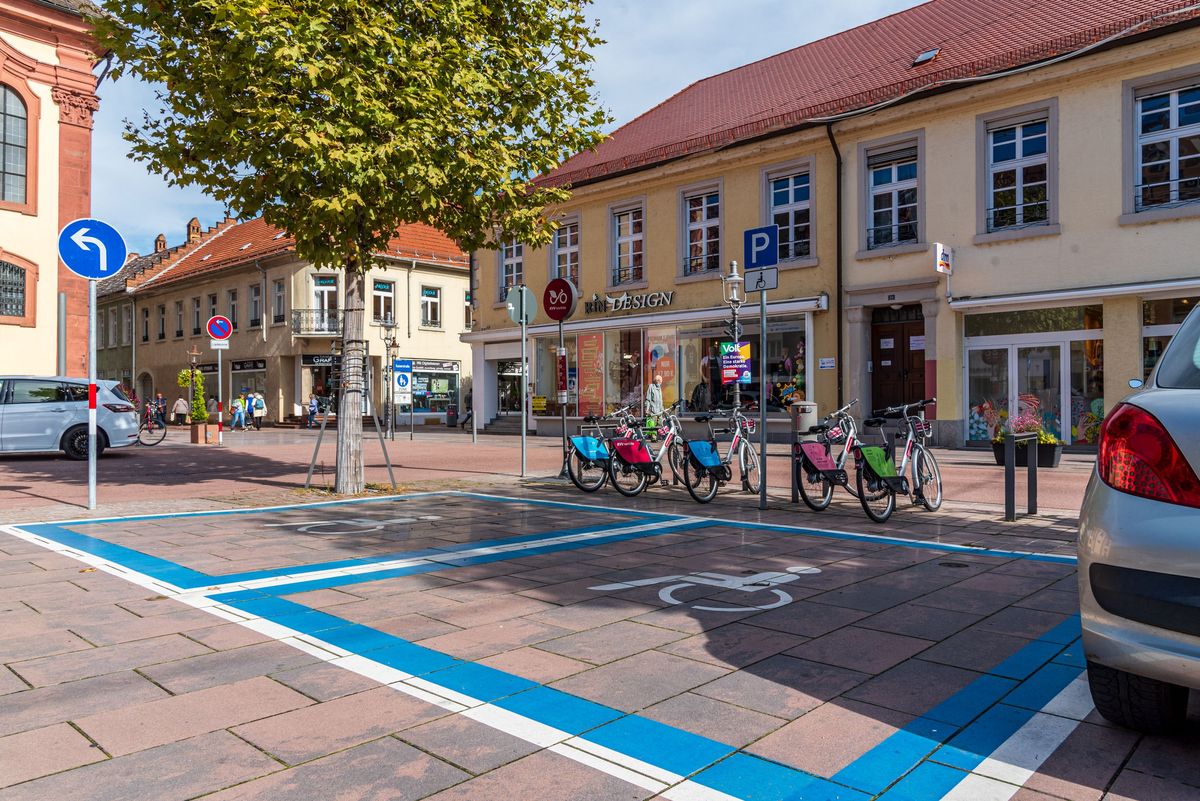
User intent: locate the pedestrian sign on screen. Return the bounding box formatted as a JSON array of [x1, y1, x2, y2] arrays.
[[394, 359, 413, 404], [58, 218, 128, 280]]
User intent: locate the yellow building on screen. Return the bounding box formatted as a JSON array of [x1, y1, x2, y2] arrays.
[[464, 0, 1200, 447]]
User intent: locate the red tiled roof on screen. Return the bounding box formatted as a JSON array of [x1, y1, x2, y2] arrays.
[[545, 0, 1200, 187], [140, 218, 467, 291]]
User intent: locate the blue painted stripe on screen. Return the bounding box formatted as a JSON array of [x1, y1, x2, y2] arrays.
[[1001, 662, 1084, 713], [365, 640, 462, 675], [693, 753, 870, 801], [493, 687, 622, 735], [933, 703, 1039, 772], [876, 761, 970, 801], [420, 661, 539, 702], [581, 715, 734, 778], [17, 524, 214, 588], [832, 717, 955, 796], [923, 674, 1018, 727]]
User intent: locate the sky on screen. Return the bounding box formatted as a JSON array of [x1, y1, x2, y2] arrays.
[[90, 0, 924, 254]]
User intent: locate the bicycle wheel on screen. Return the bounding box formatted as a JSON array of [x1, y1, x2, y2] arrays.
[[856, 463, 895, 523], [740, 442, 761, 494], [137, 421, 166, 446], [796, 455, 834, 511], [913, 445, 943, 511], [683, 456, 719, 503], [568, 449, 607, 492], [668, 440, 697, 488], [607, 455, 649, 497]]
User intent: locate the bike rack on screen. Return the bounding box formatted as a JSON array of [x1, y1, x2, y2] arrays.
[[1003, 432, 1038, 522]]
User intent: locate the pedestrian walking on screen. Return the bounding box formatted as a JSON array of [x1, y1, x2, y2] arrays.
[[645, 374, 664, 416], [154, 392, 167, 427], [306, 394, 318, 428], [231, 395, 246, 431], [459, 389, 474, 429], [171, 395, 190, 425], [252, 392, 266, 430]]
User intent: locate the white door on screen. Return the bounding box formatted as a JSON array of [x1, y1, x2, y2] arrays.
[[312, 276, 339, 332]]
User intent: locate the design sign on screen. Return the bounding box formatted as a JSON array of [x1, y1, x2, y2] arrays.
[[583, 290, 674, 315]]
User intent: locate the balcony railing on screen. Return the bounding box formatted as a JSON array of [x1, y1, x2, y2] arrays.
[[291, 309, 343, 336]]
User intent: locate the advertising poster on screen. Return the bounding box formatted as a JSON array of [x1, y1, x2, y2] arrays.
[[577, 332, 605, 416], [719, 341, 752, 385], [644, 327, 679, 406]]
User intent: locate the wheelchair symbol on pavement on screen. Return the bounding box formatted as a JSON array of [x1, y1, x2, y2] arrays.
[[589, 565, 821, 612], [264, 516, 441, 534]]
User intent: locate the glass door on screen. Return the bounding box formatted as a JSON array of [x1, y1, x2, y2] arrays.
[[967, 348, 1009, 442], [1016, 344, 1063, 442], [312, 276, 338, 332]]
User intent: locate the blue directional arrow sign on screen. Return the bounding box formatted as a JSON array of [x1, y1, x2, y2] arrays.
[[58, 218, 128, 280]]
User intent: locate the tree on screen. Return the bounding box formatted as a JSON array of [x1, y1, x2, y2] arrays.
[[176, 368, 207, 423], [94, 0, 608, 492]]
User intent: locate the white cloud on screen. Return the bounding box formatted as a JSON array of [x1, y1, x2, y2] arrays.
[[91, 0, 923, 251]]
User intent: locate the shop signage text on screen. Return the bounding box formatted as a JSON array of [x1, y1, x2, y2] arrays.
[[302, 354, 342, 367], [584, 290, 674, 315], [231, 359, 266, 372]]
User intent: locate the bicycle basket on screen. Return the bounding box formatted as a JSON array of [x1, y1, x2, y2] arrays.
[[741, 418, 757, 435], [827, 425, 846, 444], [913, 420, 933, 439]]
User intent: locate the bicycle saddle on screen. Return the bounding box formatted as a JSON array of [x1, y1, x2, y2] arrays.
[[582, 415, 600, 423], [863, 417, 886, 428], [807, 423, 830, 434], [694, 414, 713, 422]]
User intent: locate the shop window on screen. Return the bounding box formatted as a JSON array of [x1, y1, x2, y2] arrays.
[[249, 283, 262, 327], [553, 220, 580, 286], [604, 329, 643, 412], [679, 314, 808, 413], [420, 286, 441, 328], [191, 297, 201, 335], [682, 189, 720, 275], [272, 279, 285, 323], [1070, 339, 1105, 444], [987, 119, 1049, 230], [768, 170, 812, 261], [611, 205, 644, 286], [0, 260, 26, 319], [644, 326, 680, 410], [866, 145, 919, 248], [533, 335, 578, 417], [1, 85, 27, 204], [965, 305, 1102, 337], [500, 239, 523, 298], [1143, 296, 1200, 377], [1134, 83, 1200, 211], [372, 280, 394, 323]]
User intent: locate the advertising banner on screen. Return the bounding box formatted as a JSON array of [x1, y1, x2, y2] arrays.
[[644, 326, 678, 407], [577, 332, 605, 416], [719, 341, 752, 385]]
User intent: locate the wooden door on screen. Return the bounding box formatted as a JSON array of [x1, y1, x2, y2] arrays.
[[871, 317, 926, 411]]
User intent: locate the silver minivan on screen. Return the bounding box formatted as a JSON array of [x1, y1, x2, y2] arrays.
[[0, 377, 140, 459]]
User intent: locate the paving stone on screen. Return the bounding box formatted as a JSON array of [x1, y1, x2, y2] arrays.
[[420, 749, 650, 801], [538, 621, 687, 664], [0, 671, 168, 737], [552, 650, 730, 713], [657, 622, 805, 669], [740, 600, 870, 638], [843, 658, 983, 718], [747, 697, 914, 776], [74, 675, 312, 756], [139, 640, 323, 694], [855, 602, 982, 640], [0, 731, 277, 801], [269, 661, 385, 702], [417, 619, 571, 661], [641, 691, 787, 748], [1124, 728, 1200, 787], [367, 613, 461, 641], [785, 627, 933, 674], [0, 667, 28, 695], [66, 607, 219, 646], [522, 597, 658, 632], [0, 723, 106, 788], [477, 647, 590, 683], [183, 622, 274, 651], [1018, 721, 1139, 801], [423, 595, 557, 628], [1102, 770, 1200, 801], [9, 633, 212, 687], [400, 714, 540, 774], [0, 630, 92, 662], [919, 627, 1039, 676], [1015, 588, 1082, 615], [694, 655, 869, 719]]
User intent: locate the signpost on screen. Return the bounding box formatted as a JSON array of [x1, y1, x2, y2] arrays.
[[506, 285, 537, 477], [58, 218, 128, 510], [543, 278, 578, 478], [745, 225, 779, 511], [206, 315, 233, 445], [394, 359, 413, 440]]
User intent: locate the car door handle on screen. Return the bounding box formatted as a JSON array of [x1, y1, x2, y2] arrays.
[[50, 407, 70, 412]]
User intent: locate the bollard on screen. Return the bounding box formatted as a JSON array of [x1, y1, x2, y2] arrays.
[[1004, 432, 1039, 522]]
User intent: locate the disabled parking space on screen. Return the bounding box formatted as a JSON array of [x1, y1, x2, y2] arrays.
[[4, 490, 1198, 800]]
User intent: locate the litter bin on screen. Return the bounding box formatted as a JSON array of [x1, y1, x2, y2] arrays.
[[789, 400, 818, 434], [445, 404, 458, 428]]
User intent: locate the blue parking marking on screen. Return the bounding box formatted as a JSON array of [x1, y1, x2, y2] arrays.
[[581, 715, 733, 778], [493, 687, 622, 734], [876, 761, 970, 801], [692, 752, 870, 801]]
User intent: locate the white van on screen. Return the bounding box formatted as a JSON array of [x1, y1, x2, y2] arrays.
[[0, 377, 140, 459]]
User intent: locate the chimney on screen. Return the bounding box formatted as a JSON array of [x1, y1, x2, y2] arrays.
[[154, 234, 166, 253], [187, 217, 201, 242]]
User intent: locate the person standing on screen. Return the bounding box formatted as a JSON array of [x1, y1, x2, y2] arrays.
[[252, 392, 266, 430], [171, 395, 190, 425], [154, 392, 167, 428], [306, 394, 318, 428], [206, 394, 218, 422], [689, 378, 710, 412], [459, 389, 474, 429], [645, 374, 664, 417], [231, 395, 246, 431]]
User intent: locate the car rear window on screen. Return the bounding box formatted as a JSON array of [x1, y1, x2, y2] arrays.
[[1157, 307, 1200, 389], [108, 383, 130, 402]]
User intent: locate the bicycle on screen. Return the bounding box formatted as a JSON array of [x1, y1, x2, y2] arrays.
[[606, 401, 692, 497], [855, 398, 943, 523], [681, 406, 761, 504], [566, 405, 632, 492], [793, 399, 862, 511], [136, 406, 167, 446]]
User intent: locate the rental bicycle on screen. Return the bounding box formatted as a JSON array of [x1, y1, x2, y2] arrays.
[[855, 398, 943, 523], [137, 406, 167, 446], [606, 401, 691, 497], [793, 399, 861, 511], [682, 406, 762, 504], [566, 405, 633, 492]]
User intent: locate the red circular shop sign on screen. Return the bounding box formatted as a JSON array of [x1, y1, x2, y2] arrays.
[[543, 278, 578, 322]]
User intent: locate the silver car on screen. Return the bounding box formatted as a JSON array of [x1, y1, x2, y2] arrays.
[[0, 377, 140, 459], [1079, 305, 1200, 733]]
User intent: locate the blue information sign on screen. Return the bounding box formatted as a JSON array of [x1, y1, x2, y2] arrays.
[[57, 218, 128, 280], [743, 225, 779, 270], [394, 359, 413, 372]]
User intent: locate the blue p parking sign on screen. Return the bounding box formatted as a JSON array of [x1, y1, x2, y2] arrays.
[[743, 225, 779, 270]]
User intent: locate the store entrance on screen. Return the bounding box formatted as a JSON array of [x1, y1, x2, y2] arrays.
[[497, 360, 523, 415], [871, 305, 925, 411]]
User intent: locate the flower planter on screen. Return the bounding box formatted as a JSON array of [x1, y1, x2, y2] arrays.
[[991, 441, 1062, 468], [190, 423, 220, 445]]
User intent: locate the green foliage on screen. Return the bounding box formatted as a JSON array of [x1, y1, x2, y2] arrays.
[[176, 369, 208, 422], [91, 0, 610, 266]]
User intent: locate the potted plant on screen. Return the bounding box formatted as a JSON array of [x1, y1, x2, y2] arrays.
[[178, 368, 217, 445], [992, 411, 1063, 467]]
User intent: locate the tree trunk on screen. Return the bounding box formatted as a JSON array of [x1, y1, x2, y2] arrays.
[[335, 269, 366, 494]]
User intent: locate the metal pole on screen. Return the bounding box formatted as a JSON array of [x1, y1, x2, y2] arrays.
[[732, 302, 740, 411], [57, 292, 67, 375], [558, 319, 569, 479], [217, 349, 223, 445], [759, 290, 767, 510], [1004, 436, 1016, 522], [87, 280, 97, 510], [520, 285, 527, 478]]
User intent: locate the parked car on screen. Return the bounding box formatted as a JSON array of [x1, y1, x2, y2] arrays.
[[1079, 305, 1200, 733], [0, 377, 139, 460]]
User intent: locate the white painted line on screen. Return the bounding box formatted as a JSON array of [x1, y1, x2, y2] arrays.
[[548, 742, 670, 794], [661, 782, 745, 801], [401, 677, 484, 710], [566, 737, 683, 786], [940, 773, 1028, 801], [1041, 675, 1094, 721], [463, 704, 570, 748]]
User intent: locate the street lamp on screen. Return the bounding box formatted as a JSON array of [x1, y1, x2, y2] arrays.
[[721, 260, 744, 410], [186, 345, 202, 425], [380, 314, 399, 440]]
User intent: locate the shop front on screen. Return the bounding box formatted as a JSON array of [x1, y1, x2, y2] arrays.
[[390, 358, 461, 423]]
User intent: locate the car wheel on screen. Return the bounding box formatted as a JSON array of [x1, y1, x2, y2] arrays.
[[62, 426, 107, 461], [1086, 659, 1189, 734]]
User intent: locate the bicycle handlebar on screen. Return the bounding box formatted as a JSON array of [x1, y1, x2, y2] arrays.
[[871, 398, 936, 417]]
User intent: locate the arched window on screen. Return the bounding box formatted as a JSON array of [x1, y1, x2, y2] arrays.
[[1, 84, 27, 204], [0, 260, 26, 318]]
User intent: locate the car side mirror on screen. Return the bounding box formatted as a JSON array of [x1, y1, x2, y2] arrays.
[[1128, 378, 1144, 389]]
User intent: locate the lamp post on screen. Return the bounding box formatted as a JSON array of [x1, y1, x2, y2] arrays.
[[721, 260, 744, 410], [381, 315, 398, 440], [186, 345, 201, 425]]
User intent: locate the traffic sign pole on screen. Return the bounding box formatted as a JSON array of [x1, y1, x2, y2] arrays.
[[217, 349, 223, 445], [759, 282, 767, 511], [520, 286, 527, 478], [743, 224, 779, 512], [87, 279, 97, 510]]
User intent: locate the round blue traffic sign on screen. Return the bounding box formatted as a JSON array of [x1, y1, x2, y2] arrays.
[[57, 218, 128, 280], [206, 315, 233, 340]]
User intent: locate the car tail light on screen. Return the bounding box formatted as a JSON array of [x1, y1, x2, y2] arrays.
[[1098, 403, 1200, 509], [103, 403, 135, 413]]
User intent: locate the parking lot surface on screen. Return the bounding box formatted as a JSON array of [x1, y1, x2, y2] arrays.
[[2, 489, 1197, 800]]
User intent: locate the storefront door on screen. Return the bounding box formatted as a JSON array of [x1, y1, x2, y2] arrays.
[[497, 360, 523, 415], [871, 309, 925, 411], [965, 341, 1069, 443]]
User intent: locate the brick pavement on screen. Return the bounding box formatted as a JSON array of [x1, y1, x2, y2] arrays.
[[1, 486, 1196, 800]]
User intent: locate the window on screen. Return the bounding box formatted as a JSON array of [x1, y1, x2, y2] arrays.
[[1, 85, 27, 204], [157, 305, 166, 340], [121, 305, 131, 345], [108, 308, 119, 347], [501, 239, 523, 297], [0, 260, 25, 318], [8, 380, 63, 404], [421, 286, 441, 328], [768, 169, 812, 261], [98, 311, 107, 348], [682, 190, 720, 275], [188, 298, 199, 335], [227, 289, 238, 329], [464, 291, 474, 331], [141, 307, 149, 342], [553, 221, 580, 286], [867, 147, 919, 248], [612, 206, 644, 285], [1143, 296, 1200, 378], [987, 120, 1049, 230], [208, 293, 218, 321], [249, 283, 262, 327], [1135, 83, 1200, 210], [174, 301, 184, 337], [372, 280, 394, 323], [272, 279, 285, 323]]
